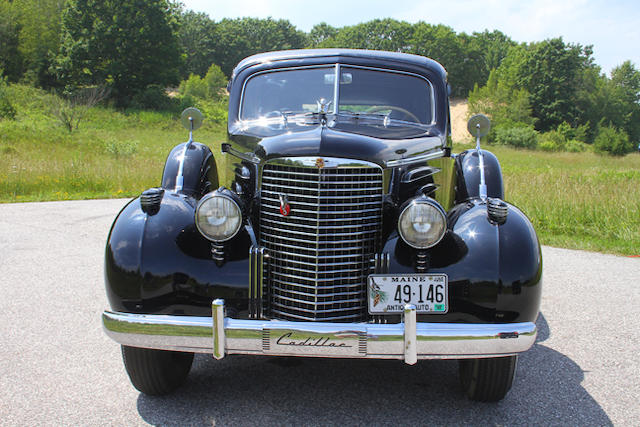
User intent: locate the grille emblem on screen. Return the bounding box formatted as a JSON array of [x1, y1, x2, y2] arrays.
[[278, 194, 291, 216], [315, 158, 325, 168]]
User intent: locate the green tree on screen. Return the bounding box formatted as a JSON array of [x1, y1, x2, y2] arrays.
[[410, 23, 484, 97], [606, 61, 640, 143], [470, 30, 516, 73], [213, 17, 306, 77], [177, 10, 218, 78], [307, 22, 338, 47], [320, 19, 413, 52], [55, 0, 182, 106], [0, 2, 23, 82], [514, 38, 595, 131], [14, 0, 64, 87]]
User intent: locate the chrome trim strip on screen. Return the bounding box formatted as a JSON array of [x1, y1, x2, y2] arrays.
[[404, 304, 417, 365], [385, 149, 446, 168], [103, 307, 537, 361], [271, 285, 363, 299], [263, 176, 382, 186]]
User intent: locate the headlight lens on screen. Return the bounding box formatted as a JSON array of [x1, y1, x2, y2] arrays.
[[398, 198, 446, 249], [195, 193, 242, 242]]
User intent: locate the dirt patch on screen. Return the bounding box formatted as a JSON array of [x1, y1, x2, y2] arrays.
[[449, 98, 469, 143]]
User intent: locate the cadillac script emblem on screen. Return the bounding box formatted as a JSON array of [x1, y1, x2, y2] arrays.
[[315, 158, 325, 169], [278, 194, 291, 216]]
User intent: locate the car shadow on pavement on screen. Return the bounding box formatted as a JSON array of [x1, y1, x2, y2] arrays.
[[136, 313, 612, 426]]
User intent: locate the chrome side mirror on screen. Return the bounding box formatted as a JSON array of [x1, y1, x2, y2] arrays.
[[467, 114, 491, 202]]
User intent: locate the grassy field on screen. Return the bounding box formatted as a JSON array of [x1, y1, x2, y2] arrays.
[[0, 85, 228, 201], [2, 85, 639, 255]]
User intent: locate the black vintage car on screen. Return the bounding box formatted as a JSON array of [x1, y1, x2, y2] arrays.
[[103, 49, 542, 402]]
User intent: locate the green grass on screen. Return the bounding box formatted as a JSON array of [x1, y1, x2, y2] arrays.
[[2, 84, 639, 255], [0, 84, 228, 202], [457, 141, 640, 255]]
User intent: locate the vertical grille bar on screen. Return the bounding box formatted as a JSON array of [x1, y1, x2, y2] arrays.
[[260, 158, 383, 322]]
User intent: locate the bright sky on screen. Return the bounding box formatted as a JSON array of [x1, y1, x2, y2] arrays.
[[181, 0, 639, 75]]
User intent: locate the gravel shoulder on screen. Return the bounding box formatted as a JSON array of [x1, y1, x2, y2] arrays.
[[0, 199, 638, 426]]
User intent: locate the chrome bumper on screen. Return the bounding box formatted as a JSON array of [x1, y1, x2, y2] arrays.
[[103, 300, 536, 364]]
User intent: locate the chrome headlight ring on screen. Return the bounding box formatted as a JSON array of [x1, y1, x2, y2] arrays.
[[398, 197, 447, 249], [195, 191, 243, 242]]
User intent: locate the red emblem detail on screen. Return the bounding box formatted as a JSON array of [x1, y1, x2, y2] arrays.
[[315, 158, 325, 168], [278, 194, 291, 216]]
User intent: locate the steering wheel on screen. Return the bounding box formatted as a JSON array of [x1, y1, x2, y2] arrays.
[[366, 105, 421, 123]]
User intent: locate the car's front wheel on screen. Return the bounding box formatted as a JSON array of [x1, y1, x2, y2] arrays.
[[121, 345, 194, 395], [458, 355, 517, 401]]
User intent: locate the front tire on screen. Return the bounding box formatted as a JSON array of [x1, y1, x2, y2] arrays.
[[459, 355, 517, 402], [121, 346, 194, 396]]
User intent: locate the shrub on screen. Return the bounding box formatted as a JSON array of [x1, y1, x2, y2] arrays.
[[130, 85, 177, 111], [204, 64, 227, 99], [494, 125, 538, 149], [594, 126, 634, 156], [538, 130, 566, 152], [556, 121, 588, 143], [179, 74, 208, 99], [565, 139, 589, 153], [49, 86, 110, 132], [104, 138, 138, 158], [193, 98, 228, 125]]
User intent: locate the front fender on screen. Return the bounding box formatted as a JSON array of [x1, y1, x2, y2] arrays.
[[382, 199, 542, 323], [105, 191, 252, 316]]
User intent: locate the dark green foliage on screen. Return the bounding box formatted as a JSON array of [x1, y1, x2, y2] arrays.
[[594, 126, 634, 156], [470, 30, 516, 73], [517, 39, 596, 132], [0, 75, 17, 120], [494, 126, 538, 149], [319, 18, 414, 52], [603, 61, 640, 144], [0, 3, 23, 82], [55, 0, 182, 107], [177, 11, 219, 78], [410, 23, 484, 97], [307, 23, 338, 47], [130, 85, 178, 111], [0, 0, 63, 87], [213, 17, 307, 77]]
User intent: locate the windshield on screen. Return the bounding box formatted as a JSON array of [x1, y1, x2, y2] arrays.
[[237, 65, 435, 138]]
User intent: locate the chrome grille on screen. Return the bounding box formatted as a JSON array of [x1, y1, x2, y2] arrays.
[[260, 158, 383, 322]]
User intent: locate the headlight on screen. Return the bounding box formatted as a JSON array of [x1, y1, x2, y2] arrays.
[[398, 198, 446, 249], [195, 192, 242, 242]]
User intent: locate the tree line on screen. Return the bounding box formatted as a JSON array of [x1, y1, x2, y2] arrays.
[[1, 0, 638, 154]]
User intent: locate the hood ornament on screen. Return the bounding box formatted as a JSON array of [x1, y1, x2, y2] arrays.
[[315, 158, 325, 169], [278, 194, 291, 216]]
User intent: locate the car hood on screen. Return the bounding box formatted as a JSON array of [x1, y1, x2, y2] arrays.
[[228, 125, 445, 167]]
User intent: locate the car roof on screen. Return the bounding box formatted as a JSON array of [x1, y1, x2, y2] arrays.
[[232, 48, 447, 80]]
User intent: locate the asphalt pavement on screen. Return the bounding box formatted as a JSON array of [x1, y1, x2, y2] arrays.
[[0, 199, 638, 426]]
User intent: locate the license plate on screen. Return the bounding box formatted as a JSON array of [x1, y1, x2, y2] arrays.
[[368, 274, 448, 314]]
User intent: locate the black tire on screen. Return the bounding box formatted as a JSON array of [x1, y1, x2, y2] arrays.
[[121, 346, 194, 396], [459, 355, 517, 402]]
